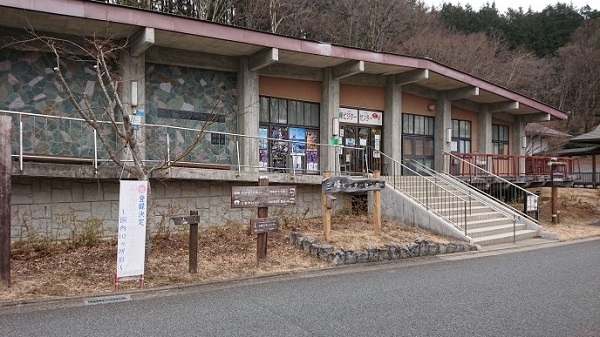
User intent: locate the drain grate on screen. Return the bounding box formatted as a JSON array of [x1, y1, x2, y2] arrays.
[[84, 295, 132, 306]]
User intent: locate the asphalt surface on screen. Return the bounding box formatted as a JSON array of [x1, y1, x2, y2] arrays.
[[1, 239, 599, 337]]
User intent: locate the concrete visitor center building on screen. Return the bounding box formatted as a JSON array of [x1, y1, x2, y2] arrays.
[[0, 0, 570, 245]]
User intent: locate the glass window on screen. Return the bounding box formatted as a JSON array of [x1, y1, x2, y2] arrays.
[[309, 103, 319, 127], [402, 114, 412, 134], [451, 119, 472, 153], [259, 96, 320, 173], [492, 124, 509, 155], [288, 100, 300, 125], [402, 114, 434, 136], [259, 96, 269, 123]]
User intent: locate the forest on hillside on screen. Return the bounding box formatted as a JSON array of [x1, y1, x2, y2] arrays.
[[93, 0, 600, 138]]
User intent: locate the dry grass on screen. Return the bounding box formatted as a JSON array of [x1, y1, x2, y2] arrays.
[[536, 187, 600, 240], [2, 187, 600, 302]]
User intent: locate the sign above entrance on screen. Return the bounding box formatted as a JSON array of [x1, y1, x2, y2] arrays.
[[339, 108, 383, 126], [339, 108, 358, 123], [359, 110, 382, 126]]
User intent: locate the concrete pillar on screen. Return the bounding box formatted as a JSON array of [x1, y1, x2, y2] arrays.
[[320, 68, 339, 173], [237, 57, 259, 172], [513, 116, 526, 156], [513, 116, 526, 176], [477, 105, 492, 155], [120, 52, 146, 164], [384, 75, 402, 162], [434, 93, 451, 172]]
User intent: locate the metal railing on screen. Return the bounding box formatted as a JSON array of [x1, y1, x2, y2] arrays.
[[447, 151, 580, 187], [379, 151, 470, 234], [573, 172, 600, 188], [0, 109, 375, 177], [407, 158, 525, 243], [443, 151, 539, 226]]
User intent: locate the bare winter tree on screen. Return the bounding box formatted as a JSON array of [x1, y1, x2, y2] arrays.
[[307, 0, 410, 51], [551, 18, 600, 134], [4, 30, 235, 257]]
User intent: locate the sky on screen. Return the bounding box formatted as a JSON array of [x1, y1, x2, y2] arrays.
[[422, 0, 598, 13]]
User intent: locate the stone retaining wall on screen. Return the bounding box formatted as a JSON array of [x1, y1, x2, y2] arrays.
[[10, 176, 322, 242], [289, 232, 479, 265]]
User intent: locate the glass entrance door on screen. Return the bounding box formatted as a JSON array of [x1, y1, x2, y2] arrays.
[[341, 125, 380, 175]]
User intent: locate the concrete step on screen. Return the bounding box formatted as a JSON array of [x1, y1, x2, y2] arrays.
[[463, 211, 509, 223], [467, 223, 528, 238], [387, 174, 540, 246], [465, 217, 514, 229], [471, 229, 539, 245]]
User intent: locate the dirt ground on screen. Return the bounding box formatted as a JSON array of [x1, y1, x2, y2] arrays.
[[1, 187, 600, 302]]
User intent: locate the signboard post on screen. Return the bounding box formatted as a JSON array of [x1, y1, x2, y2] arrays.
[[231, 179, 296, 261], [115, 180, 148, 289], [321, 171, 332, 242], [321, 173, 385, 236], [171, 211, 201, 273], [257, 177, 269, 261], [373, 171, 382, 235]]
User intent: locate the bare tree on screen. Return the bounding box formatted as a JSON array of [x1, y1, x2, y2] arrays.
[[4, 30, 234, 258], [552, 18, 600, 133]]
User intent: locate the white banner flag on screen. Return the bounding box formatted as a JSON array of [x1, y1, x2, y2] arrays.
[[116, 180, 148, 278]]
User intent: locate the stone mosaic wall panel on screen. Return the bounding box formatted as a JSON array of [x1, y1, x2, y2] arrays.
[[145, 63, 237, 165], [0, 49, 115, 159]]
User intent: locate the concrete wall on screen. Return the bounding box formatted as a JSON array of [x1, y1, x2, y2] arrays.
[[9, 176, 323, 242], [380, 186, 469, 242]]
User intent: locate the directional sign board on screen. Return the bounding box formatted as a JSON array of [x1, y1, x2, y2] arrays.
[[249, 217, 279, 234], [322, 176, 385, 193], [231, 186, 296, 208]]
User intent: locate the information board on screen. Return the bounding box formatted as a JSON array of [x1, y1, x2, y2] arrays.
[[249, 217, 280, 234], [231, 186, 296, 208]]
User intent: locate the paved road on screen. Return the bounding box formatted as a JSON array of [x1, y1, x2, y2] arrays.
[[1, 240, 599, 337]]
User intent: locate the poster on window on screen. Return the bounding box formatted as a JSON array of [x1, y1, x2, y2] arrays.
[[306, 130, 319, 173], [292, 154, 303, 171], [307, 151, 319, 172], [306, 130, 318, 151], [259, 128, 269, 170], [259, 128, 268, 150], [271, 126, 288, 171], [289, 127, 306, 154]]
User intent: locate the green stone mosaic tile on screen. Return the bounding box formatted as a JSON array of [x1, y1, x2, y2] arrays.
[[0, 50, 239, 166]]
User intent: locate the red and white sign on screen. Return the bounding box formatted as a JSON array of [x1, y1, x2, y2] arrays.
[[117, 180, 148, 278], [359, 110, 383, 126]]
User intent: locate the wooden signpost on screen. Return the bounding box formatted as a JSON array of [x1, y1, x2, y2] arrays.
[[171, 211, 201, 273], [321, 170, 385, 241], [321, 171, 332, 241], [231, 178, 295, 261]]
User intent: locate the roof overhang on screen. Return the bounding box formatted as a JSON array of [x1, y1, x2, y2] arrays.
[[0, 0, 568, 120]]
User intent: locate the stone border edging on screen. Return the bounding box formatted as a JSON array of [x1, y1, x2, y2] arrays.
[[289, 232, 479, 265]]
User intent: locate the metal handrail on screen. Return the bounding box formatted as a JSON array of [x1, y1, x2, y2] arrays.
[[406, 158, 524, 243], [379, 151, 470, 234], [443, 151, 539, 226], [0, 109, 369, 177]]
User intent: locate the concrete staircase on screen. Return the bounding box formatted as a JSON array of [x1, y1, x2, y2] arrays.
[[386, 175, 539, 246]]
